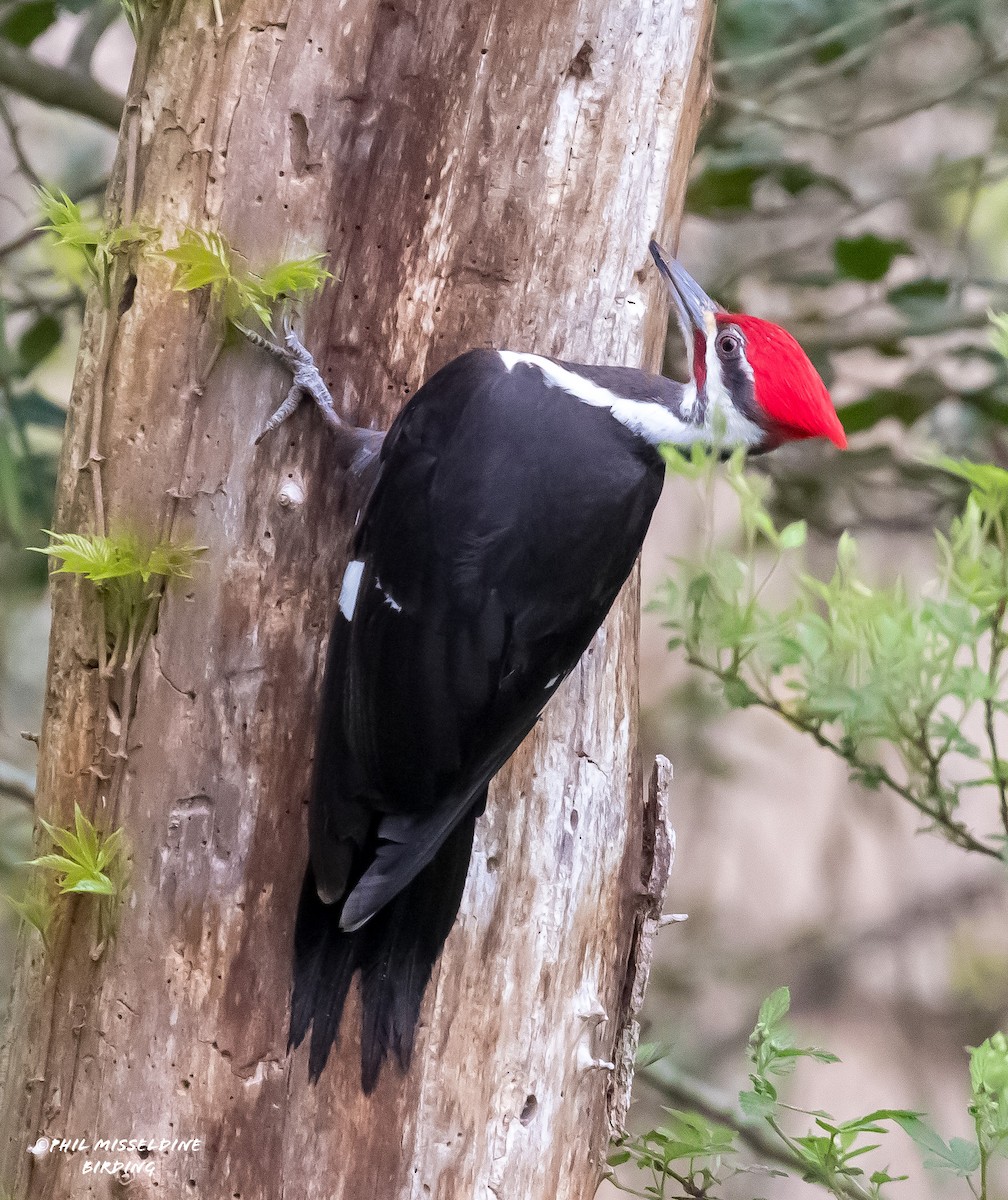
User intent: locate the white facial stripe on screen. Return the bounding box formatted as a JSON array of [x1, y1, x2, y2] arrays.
[[498, 351, 701, 447], [703, 335, 763, 448], [339, 559, 365, 620]]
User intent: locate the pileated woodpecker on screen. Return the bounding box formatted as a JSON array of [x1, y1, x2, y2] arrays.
[[247, 241, 846, 1092]]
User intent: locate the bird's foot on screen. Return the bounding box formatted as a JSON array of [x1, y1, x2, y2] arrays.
[[237, 314, 345, 444], [238, 313, 384, 483]]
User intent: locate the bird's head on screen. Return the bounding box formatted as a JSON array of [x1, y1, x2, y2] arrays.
[[649, 240, 846, 453]]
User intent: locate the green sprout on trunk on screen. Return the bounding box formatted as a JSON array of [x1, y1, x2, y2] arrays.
[[31, 530, 205, 776], [37, 188, 159, 309], [11, 802, 128, 955], [164, 228, 332, 328]]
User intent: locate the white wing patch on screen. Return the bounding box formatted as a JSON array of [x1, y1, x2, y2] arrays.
[[499, 351, 702, 447], [339, 559, 365, 621]]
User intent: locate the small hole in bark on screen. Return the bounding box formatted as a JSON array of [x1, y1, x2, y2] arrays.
[[520, 1094, 538, 1125], [486, 855, 499, 872]]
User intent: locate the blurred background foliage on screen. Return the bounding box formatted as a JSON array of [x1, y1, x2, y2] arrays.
[[0, 0, 1005, 1194]]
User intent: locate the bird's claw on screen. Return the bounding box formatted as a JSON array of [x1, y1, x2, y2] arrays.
[[237, 316, 339, 442]]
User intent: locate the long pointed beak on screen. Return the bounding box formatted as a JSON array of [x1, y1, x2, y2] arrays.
[[649, 240, 721, 337]]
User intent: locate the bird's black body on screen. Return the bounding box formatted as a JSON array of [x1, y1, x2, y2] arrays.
[[290, 348, 668, 1089]]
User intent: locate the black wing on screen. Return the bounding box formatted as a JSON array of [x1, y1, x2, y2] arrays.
[[311, 348, 664, 928]]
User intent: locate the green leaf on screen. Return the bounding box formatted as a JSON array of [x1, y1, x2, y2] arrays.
[[30, 530, 143, 580], [778, 520, 807, 550], [61, 872, 115, 896], [739, 1088, 775, 1118], [28, 852, 82, 874], [656, 1109, 737, 1160], [9, 389, 66, 431], [723, 676, 760, 708], [0, 0, 55, 46], [991, 311, 1008, 360], [73, 802, 100, 870], [256, 253, 331, 300], [833, 233, 911, 282], [687, 163, 764, 215], [17, 314, 62, 373], [887, 278, 950, 319], [164, 230, 234, 292], [758, 986, 791, 1028], [970, 1032, 1008, 1093]]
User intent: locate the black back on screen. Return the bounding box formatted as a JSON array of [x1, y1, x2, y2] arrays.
[[292, 347, 665, 1086]]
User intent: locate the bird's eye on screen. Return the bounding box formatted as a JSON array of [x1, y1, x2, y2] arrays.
[[717, 332, 740, 356]]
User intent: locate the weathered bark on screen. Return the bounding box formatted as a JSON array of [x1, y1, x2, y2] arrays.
[[0, 1, 711, 1196]]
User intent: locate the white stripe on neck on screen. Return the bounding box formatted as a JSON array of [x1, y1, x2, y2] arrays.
[[498, 351, 703, 447]]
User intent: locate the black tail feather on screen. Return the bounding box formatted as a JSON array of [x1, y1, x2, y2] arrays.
[[290, 801, 480, 1092]]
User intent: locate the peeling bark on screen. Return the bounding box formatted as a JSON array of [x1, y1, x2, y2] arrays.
[[0, 1, 712, 1196]]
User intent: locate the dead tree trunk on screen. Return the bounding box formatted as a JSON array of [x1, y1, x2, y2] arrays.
[[0, 1, 712, 1196]]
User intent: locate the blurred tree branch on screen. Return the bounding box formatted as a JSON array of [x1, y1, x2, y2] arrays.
[[795, 305, 992, 353], [0, 760, 34, 806], [719, 51, 1008, 140], [0, 95, 41, 189], [0, 39, 123, 129], [714, 0, 919, 79], [67, 0, 123, 74]]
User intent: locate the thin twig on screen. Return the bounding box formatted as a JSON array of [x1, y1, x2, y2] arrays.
[[722, 162, 1008, 289], [719, 53, 1008, 140], [714, 0, 918, 77], [984, 597, 1008, 839], [687, 654, 1001, 859], [0, 94, 42, 188], [793, 306, 992, 355]]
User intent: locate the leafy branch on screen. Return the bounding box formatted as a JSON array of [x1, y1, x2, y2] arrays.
[[613, 988, 1008, 1199], [655, 445, 1008, 861], [0, 35, 123, 129]]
